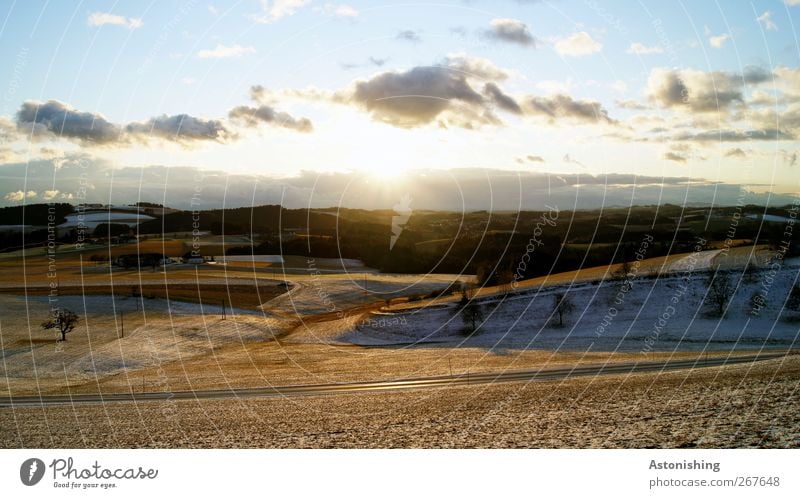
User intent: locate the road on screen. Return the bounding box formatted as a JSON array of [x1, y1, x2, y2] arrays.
[[0, 352, 785, 408]]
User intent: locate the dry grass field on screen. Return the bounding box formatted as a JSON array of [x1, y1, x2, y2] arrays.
[[2, 355, 797, 448]]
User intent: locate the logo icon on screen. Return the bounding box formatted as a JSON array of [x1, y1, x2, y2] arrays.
[[20, 458, 45, 486], [390, 193, 413, 250]]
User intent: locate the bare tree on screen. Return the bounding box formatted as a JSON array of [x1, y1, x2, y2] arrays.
[[454, 291, 484, 336], [704, 268, 733, 317], [553, 292, 574, 327], [460, 301, 485, 335], [41, 309, 79, 342]]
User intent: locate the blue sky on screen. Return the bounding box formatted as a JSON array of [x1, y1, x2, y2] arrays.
[[0, 1, 798, 209]]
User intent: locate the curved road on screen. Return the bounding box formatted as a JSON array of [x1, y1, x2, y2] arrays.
[[0, 353, 785, 408]]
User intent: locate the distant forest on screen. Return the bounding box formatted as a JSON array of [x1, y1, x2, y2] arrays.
[[2, 202, 798, 284]]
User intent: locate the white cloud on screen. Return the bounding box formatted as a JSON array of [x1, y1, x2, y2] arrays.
[[321, 3, 359, 18], [786, 0, 800, 6], [709, 33, 729, 48], [208, 5, 219, 16], [627, 42, 663, 55], [610, 80, 628, 93], [4, 190, 36, 202], [87, 12, 143, 30], [757, 11, 777, 31], [197, 44, 256, 59], [252, 0, 311, 23], [42, 190, 60, 201], [554, 32, 602, 57]]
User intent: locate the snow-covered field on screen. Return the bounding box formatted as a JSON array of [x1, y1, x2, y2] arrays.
[[58, 211, 155, 230], [344, 259, 800, 352]]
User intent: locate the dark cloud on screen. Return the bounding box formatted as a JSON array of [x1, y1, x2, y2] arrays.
[[675, 128, 794, 142], [663, 151, 687, 163], [228, 105, 313, 132], [16, 100, 121, 144], [341, 57, 388, 70], [525, 94, 615, 123], [351, 66, 484, 127], [126, 114, 230, 142], [724, 148, 747, 158], [485, 18, 535, 47], [517, 154, 544, 163], [483, 83, 522, 114], [742, 66, 773, 85], [396, 30, 421, 42], [647, 67, 773, 113]]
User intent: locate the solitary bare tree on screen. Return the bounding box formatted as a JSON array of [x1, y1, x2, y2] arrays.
[[41, 309, 79, 342], [553, 292, 574, 327], [704, 269, 733, 317]]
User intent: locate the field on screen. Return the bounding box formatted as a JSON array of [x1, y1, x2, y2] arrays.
[[1, 241, 798, 448]]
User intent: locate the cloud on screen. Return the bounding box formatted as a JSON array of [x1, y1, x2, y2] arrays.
[[16, 100, 121, 144], [228, 104, 313, 132], [724, 148, 747, 158], [87, 12, 143, 29], [786, 0, 800, 6], [554, 32, 602, 57], [396, 30, 421, 42], [627, 42, 663, 55], [0, 117, 18, 143], [757, 11, 777, 31], [523, 155, 544, 163], [675, 128, 794, 142], [444, 53, 509, 81], [251, 0, 310, 23], [341, 57, 387, 70], [349, 65, 486, 127], [646, 68, 758, 112], [125, 114, 231, 142], [197, 44, 256, 59], [483, 83, 522, 114], [4, 190, 36, 202], [709, 33, 729, 48], [663, 151, 687, 163], [320, 3, 358, 18], [524, 94, 615, 124], [485, 18, 535, 47], [615, 99, 649, 110]]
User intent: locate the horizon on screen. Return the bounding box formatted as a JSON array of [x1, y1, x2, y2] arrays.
[[1, 1, 799, 211]]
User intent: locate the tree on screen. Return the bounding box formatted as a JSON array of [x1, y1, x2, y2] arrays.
[[553, 292, 574, 327], [613, 259, 633, 280], [460, 301, 484, 335], [455, 292, 484, 336], [41, 309, 79, 342], [704, 268, 733, 317]]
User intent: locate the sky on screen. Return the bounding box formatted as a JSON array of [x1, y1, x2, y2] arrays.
[[0, 0, 799, 210]]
